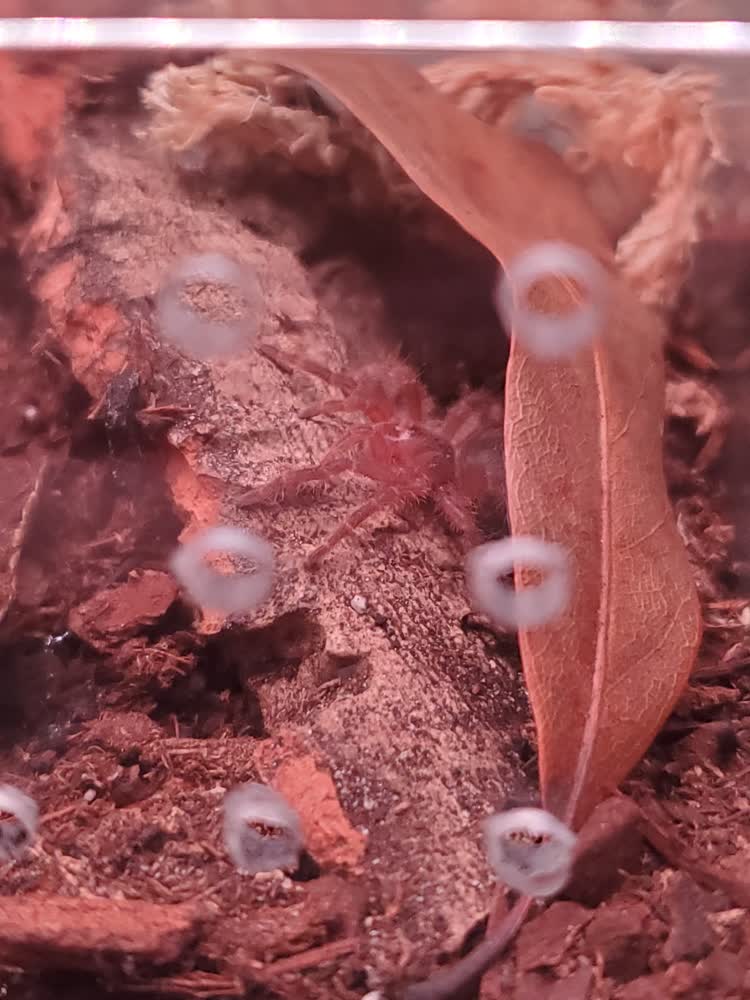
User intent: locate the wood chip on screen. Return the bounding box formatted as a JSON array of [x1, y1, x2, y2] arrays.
[[0, 894, 205, 974], [69, 570, 179, 650]]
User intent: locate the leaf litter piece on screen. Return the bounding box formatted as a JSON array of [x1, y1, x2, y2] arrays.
[[156, 252, 261, 359], [483, 807, 577, 899], [223, 782, 304, 875], [169, 526, 274, 616], [0, 785, 38, 862], [496, 241, 609, 361], [466, 536, 571, 630]]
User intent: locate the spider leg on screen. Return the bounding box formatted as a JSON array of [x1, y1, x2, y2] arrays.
[[305, 485, 416, 567], [443, 389, 502, 442], [258, 342, 356, 393], [394, 504, 424, 531], [435, 484, 482, 546], [318, 425, 373, 463], [237, 426, 371, 508], [236, 456, 352, 507], [301, 396, 367, 420]]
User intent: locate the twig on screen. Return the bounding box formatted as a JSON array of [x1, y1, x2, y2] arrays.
[[39, 803, 80, 825], [257, 937, 357, 979], [124, 973, 244, 997], [401, 896, 532, 1000]]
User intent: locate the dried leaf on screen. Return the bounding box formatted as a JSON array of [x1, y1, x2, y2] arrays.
[[507, 280, 701, 827], [270, 52, 701, 826]]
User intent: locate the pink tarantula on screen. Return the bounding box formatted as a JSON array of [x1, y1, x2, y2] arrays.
[[238, 344, 506, 566]]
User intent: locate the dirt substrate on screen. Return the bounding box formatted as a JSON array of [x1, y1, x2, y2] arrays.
[[1, 60, 750, 1000]]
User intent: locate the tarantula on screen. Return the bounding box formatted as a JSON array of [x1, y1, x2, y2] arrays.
[[238, 344, 506, 566]]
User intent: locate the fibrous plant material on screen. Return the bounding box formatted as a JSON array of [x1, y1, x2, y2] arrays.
[[169, 526, 275, 615], [222, 781, 304, 874], [142, 58, 411, 208], [424, 56, 720, 312], [496, 241, 609, 360], [142, 51, 720, 311], [156, 252, 262, 359], [142, 60, 346, 174]]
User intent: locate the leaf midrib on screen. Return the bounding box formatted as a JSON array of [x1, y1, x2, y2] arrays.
[[563, 345, 612, 827]]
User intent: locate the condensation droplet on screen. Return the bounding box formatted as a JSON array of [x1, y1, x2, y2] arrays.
[[0, 785, 38, 862], [156, 253, 261, 359], [496, 241, 609, 361], [170, 526, 274, 615], [466, 536, 571, 630], [483, 807, 577, 898], [223, 782, 304, 875]]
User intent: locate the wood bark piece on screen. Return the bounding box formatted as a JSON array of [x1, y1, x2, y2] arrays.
[[565, 796, 642, 906], [69, 570, 179, 650], [0, 59, 71, 635], [0, 894, 204, 974], [515, 901, 591, 972], [29, 101, 527, 971], [256, 743, 367, 869]]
